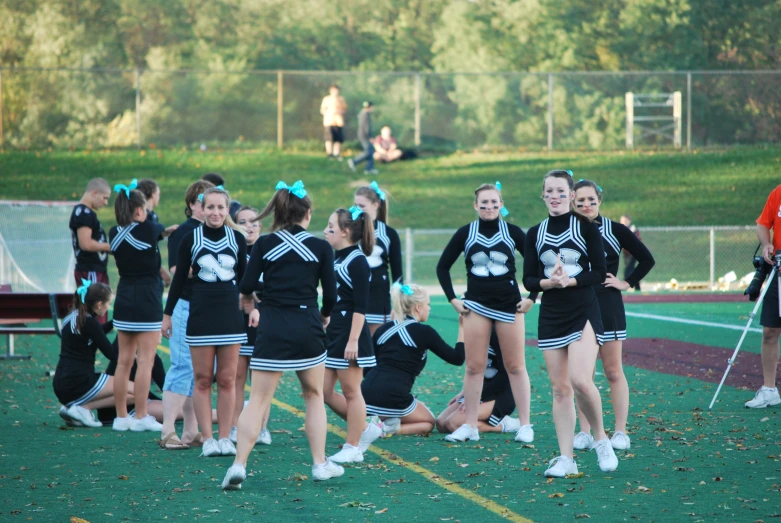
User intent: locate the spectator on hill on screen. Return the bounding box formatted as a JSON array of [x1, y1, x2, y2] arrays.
[[201, 173, 242, 218], [373, 126, 403, 163], [320, 84, 348, 161], [348, 102, 378, 175]]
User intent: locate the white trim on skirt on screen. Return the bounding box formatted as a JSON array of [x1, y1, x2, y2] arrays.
[[325, 355, 377, 369], [365, 397, 418, 418], [250, 352, 327, 372], [66, 373, 109, 408], [538, 330, 605, 350], [114, 320, 163, 332], [239, 345, 255, 357], [365, 313, 389, 325], [602, 330, 627, 341], [186, 333, 248, 347], [463, 300, 516, 323]]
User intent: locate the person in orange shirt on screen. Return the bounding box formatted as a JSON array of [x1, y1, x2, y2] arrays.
[[746, 184, 781, 408], [320, 85, 347, 160]]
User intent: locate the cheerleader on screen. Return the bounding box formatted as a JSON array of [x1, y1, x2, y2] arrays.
[[353, 182, 403, 334], [362, 283, 465, 435], [54, 281, 133, 428], [436, 329, 521, 435], [162, 187, 248, 457], [159, 179, 214, 450], [436, 182, 535, 443], [110, 180, 166, 432], [229, 206, 272, 447], [323, 207, 382, 463], [222, 180, 343, 490], [522, 169, 617, 478], [572, 179, 655, 451]]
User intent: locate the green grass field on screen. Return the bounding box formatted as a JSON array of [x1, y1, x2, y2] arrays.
[[2, 146, 776, 288], [1, 297, 780, 522]]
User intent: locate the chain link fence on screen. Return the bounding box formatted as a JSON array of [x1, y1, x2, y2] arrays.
[[402, 226, 758, 291], [2, 68, 781, 150]]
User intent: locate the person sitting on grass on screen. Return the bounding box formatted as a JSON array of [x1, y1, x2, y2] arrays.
[[54, 281, 135, 428], [361, 283, 465, 436], [436, 329, 524, 436], [373, 126, 403, 163]]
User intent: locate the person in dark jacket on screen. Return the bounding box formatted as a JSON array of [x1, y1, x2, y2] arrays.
[[348, 102, 378, 175]]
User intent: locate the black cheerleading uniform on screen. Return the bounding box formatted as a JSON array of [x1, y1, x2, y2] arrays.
[[109, 220, 166, 332], [167, 217, 202, 303], [594, 215, 655, 341], [53, 312, 116, 407], [240, 248, 264, 358], [325, 245, 375, 369], [362, 318, 465, 417], [523, 212, 607, 350], [69, 203, 109, 275], [240, 225, 336, 372], [365, 220, 403, 324], [437, 218, 537, 323], [165, 224, 248, 347]]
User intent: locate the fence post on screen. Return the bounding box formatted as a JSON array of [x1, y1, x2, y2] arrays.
[[277, 71, 284, 149], [686, 71, 692, 151], [414, 73, 421, 147], [405, 227, 413, 282], [547, 73, 553, 151], [0, 68, 4, 148], [625, 92, 634, 149], [709, 227, 715, 288], [135, 68, 142, 148]]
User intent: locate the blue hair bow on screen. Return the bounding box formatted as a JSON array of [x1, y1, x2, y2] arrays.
[[369, 181, 386, 201], [566, 170, 573, 177], [113, 178, 138, 197], [349, 205, 363, 220], [216, 185, 225, 191], [276, 180, 307, 199], [495, 180, 509, 217], [198, 194, 204, 202], [393, 282, 414, 296], [577, 178, 603, 193], [76, 278, 91, 302]]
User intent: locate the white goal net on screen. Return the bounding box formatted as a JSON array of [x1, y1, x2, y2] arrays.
[[0, 200, 77, 293]]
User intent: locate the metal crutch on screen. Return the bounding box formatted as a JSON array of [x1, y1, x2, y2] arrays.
[[708, 268, 775, 410]]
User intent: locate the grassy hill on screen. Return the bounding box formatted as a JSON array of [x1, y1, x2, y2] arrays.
[[1, 146, 777, 230]]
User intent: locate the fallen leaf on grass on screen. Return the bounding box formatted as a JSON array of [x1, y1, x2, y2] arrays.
[[294, 473, 308, 481], [430, 457, 439, 462], [713, 476, 723, 482], [118, 475, 128, 480], [637, 486, 651, 492], [760, 417, 769, 423], [548, 493, 564, 498], [458, 463, 468, 468], [70, 518, 91, 523], [566, 473, 585, 479], [575, 514, 590, 519], [375, 508, 388, 514]]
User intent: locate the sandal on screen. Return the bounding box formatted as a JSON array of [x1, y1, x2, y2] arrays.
[[158, 432, 189, 450], [182, 433, 203, 447]]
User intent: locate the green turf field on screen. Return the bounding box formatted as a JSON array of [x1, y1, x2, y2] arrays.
[[2, 297, 780, 522]]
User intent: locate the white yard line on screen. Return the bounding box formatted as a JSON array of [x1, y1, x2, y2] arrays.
[[625, 311, 762, 334]]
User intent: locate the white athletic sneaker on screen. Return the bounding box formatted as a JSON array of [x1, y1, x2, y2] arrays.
[[112, 416, 133, 432], [66, 405, 102, 428], [593, 438, 619, 472], [573, 431, 595, 450], [59, 405, 83, 427], [221, 463, 246, 490], [381, 417, 401, 436], [312, 459, 345, 481], [257, 428, 272, 445], [201, 438, 221, 457], [329, 443, 364, 464], [218, 438, 237, 456], [444, 424, 480, 442], [499, 416, 521, 433], [544, 456, 579, 478], [745, 387, 781, 408], [358, 421, 383, 452], [229, 426, 238, 444], [611, 431, 631, 450], [514, 424, 535, 443], [130, 414, 163, 432]]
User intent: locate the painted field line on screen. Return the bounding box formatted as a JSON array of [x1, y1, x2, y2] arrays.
[[156, 344, 532, 523], [625, 312, 762, 334]]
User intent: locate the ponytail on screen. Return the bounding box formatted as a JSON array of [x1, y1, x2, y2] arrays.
[[73, 282, 112, 332], [355, 182, 389, 224], [258, 182, 312, 231], [336, 207, 375, 256], [114, 189, 146, 226], [390, 282, 427, 321]]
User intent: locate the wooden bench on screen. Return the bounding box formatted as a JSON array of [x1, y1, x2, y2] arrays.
[[0, 292, 74, 360]]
